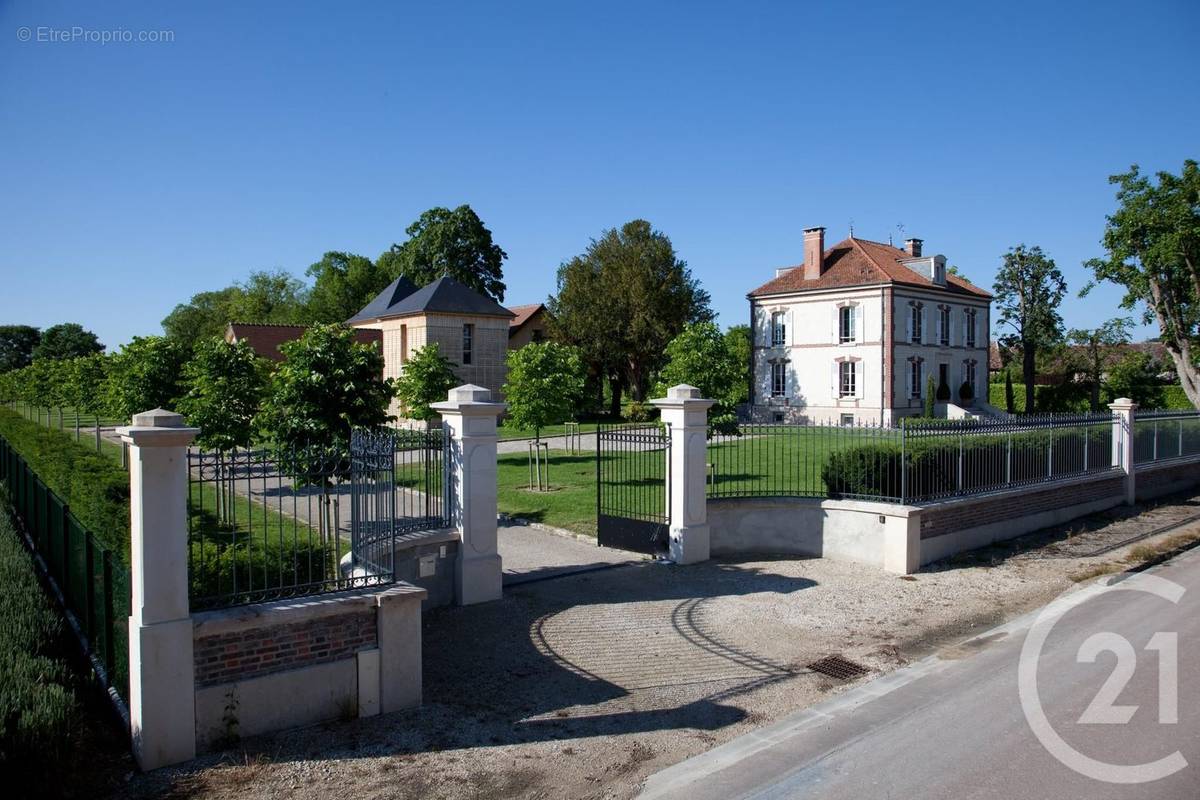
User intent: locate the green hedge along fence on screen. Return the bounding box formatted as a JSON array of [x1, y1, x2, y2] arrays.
[[0, 435, 130, 704], [0, 486, 83, 788]]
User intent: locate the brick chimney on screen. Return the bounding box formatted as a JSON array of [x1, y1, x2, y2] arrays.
[[803, 227, 825, 280], [904, 238, 923, 257]]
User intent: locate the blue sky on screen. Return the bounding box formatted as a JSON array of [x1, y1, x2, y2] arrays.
[[1, 0, 1196, 350]]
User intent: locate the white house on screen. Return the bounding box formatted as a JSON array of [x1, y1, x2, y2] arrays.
[[747, 227, 992, 425]]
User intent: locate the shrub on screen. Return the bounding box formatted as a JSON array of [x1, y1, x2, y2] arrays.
[[0, 407, 129, 561], [924, 376, 936, 418], [958, 381, 974, 402], [0, 487, 81, 789], [935, 381, 951, 402], [625, 401, 653, 422]]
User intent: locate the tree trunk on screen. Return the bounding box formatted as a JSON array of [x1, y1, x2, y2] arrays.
[[1164, 344, 1200, 409], [1090, 381, 1101, 413], [1022, 344, 1036, 412], [608, 377, 623, 419]]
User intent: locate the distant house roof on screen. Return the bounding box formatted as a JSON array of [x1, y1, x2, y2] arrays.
[[749, 237, 992, 299], [345, 275, 420, 324], [224, 322, 382, 362], [506, 303, 544, 336], [348, 275, 514, 323]]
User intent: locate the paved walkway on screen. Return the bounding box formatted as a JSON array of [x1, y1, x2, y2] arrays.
[[497, 432, 598, 454], [498, 523, 642, 585]]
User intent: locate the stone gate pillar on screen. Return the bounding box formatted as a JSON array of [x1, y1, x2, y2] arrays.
[[117, 409, 200, 770], [1109, 397, 1138, 505], [651, 385, 715, 565], [432, 385, 505, 605]]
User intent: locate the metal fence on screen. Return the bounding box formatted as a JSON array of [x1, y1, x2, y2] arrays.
[[187, 427, 450, 610], [1133, 409, 1200, 466], [708, 413, 1120, 505], [0, 434, 130, 707]]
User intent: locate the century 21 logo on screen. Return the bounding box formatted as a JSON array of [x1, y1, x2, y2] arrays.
[[1019, 573, 1186, 784]]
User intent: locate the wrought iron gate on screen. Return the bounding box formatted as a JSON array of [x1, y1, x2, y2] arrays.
[[596, 423, 671, 554]]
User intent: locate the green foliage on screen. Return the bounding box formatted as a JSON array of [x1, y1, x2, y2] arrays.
[[0, 408, 129, 560], [257, 324, 394, 456], [0, 325, 40, 373], [502, 342, 585, 441], [924, 375, 935, 418], [723, 324, 752, 406], [377, 205, 507, 302], [654, 322, 744, 433], [958, 381, 974, 401], [305, 251, 391, 324], [548, 219, 712, 411], [104, 336, 187, 420], [61, 354, 110, 418], [1107, 351, 1166, 408], [993, 244, 1068, 411], [624, 401, 653, 423], [1066, 318, 1132, 411], [1083, 160, 1200, 409], [0, 490, 80, 788], [177, 338, 267, 450], [823, 426, 1112, 501], [393, 343, 458, 422], [31, 323, 104, 361], [162, 270, 309, 350], [1004, 369, 1015, 413]]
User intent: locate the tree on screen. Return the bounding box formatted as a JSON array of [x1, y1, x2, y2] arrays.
[[256, 324, 394, 457], [162, 270, 309, 350], [0, 325, 40, 372], [1004, 368, 1015, 414], [32, 323, 104, 361], [177, 338, 267, 451], [723, 325, 752, 407], [1066, 318, 1132, 411], [548, 219, 712, 415], [377, 205, 507, 302], [653, 322, 743, 432], [503, 342, 585, 444], [305, 251, 390, 323], [393, 343, 459, 423], [62, 353, 109, 449], [1107, 350, 1166, 409], [1083, 161, 1200, 409], [993, 244, 1067, 413], [104, 336, 188, 420]]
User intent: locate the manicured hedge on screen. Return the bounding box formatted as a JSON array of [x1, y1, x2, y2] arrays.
[[0, 488, 80, 786], [823, 425, 1114, 501], [0, 407, 129, 563]]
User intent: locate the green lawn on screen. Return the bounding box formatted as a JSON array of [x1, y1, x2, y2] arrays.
[[707, 427, 896, 497], [496, 421, 598, 441]]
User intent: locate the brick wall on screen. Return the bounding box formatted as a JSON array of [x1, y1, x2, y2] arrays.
[[1135, 459, 1200, 500], [919, 474, 1126, 541], [194, 608, 377, 688]]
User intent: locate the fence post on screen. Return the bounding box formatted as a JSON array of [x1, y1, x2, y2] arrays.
[[431, 385, 505, 606], [117, 408, 200, 770], [651, 385, 716, 565], [1108, 398, 1137, 506]]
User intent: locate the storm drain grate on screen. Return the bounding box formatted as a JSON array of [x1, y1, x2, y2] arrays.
[[806, 654, 869, 681]]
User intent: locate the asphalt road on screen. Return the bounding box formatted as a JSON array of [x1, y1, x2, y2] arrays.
[[640, 549, 1200, 800]]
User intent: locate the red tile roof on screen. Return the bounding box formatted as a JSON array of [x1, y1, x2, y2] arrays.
[[225, 323, 382, 362], [749, 237, 992, 299], [506, 303, 544, 331]]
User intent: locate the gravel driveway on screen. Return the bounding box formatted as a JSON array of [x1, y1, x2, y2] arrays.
[[125, 490, 1200, 800]]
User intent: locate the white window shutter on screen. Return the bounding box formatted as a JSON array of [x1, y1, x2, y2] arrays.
[[831, 361, 839, 399], [905, 363, 913, 399], [855, 361, 864, 398], [855, 304, 863, 343], [830, 306, 839, 344], [787, 309, 795, 346], [905, 308, 912, 342], [921, 307, 928, 343]]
